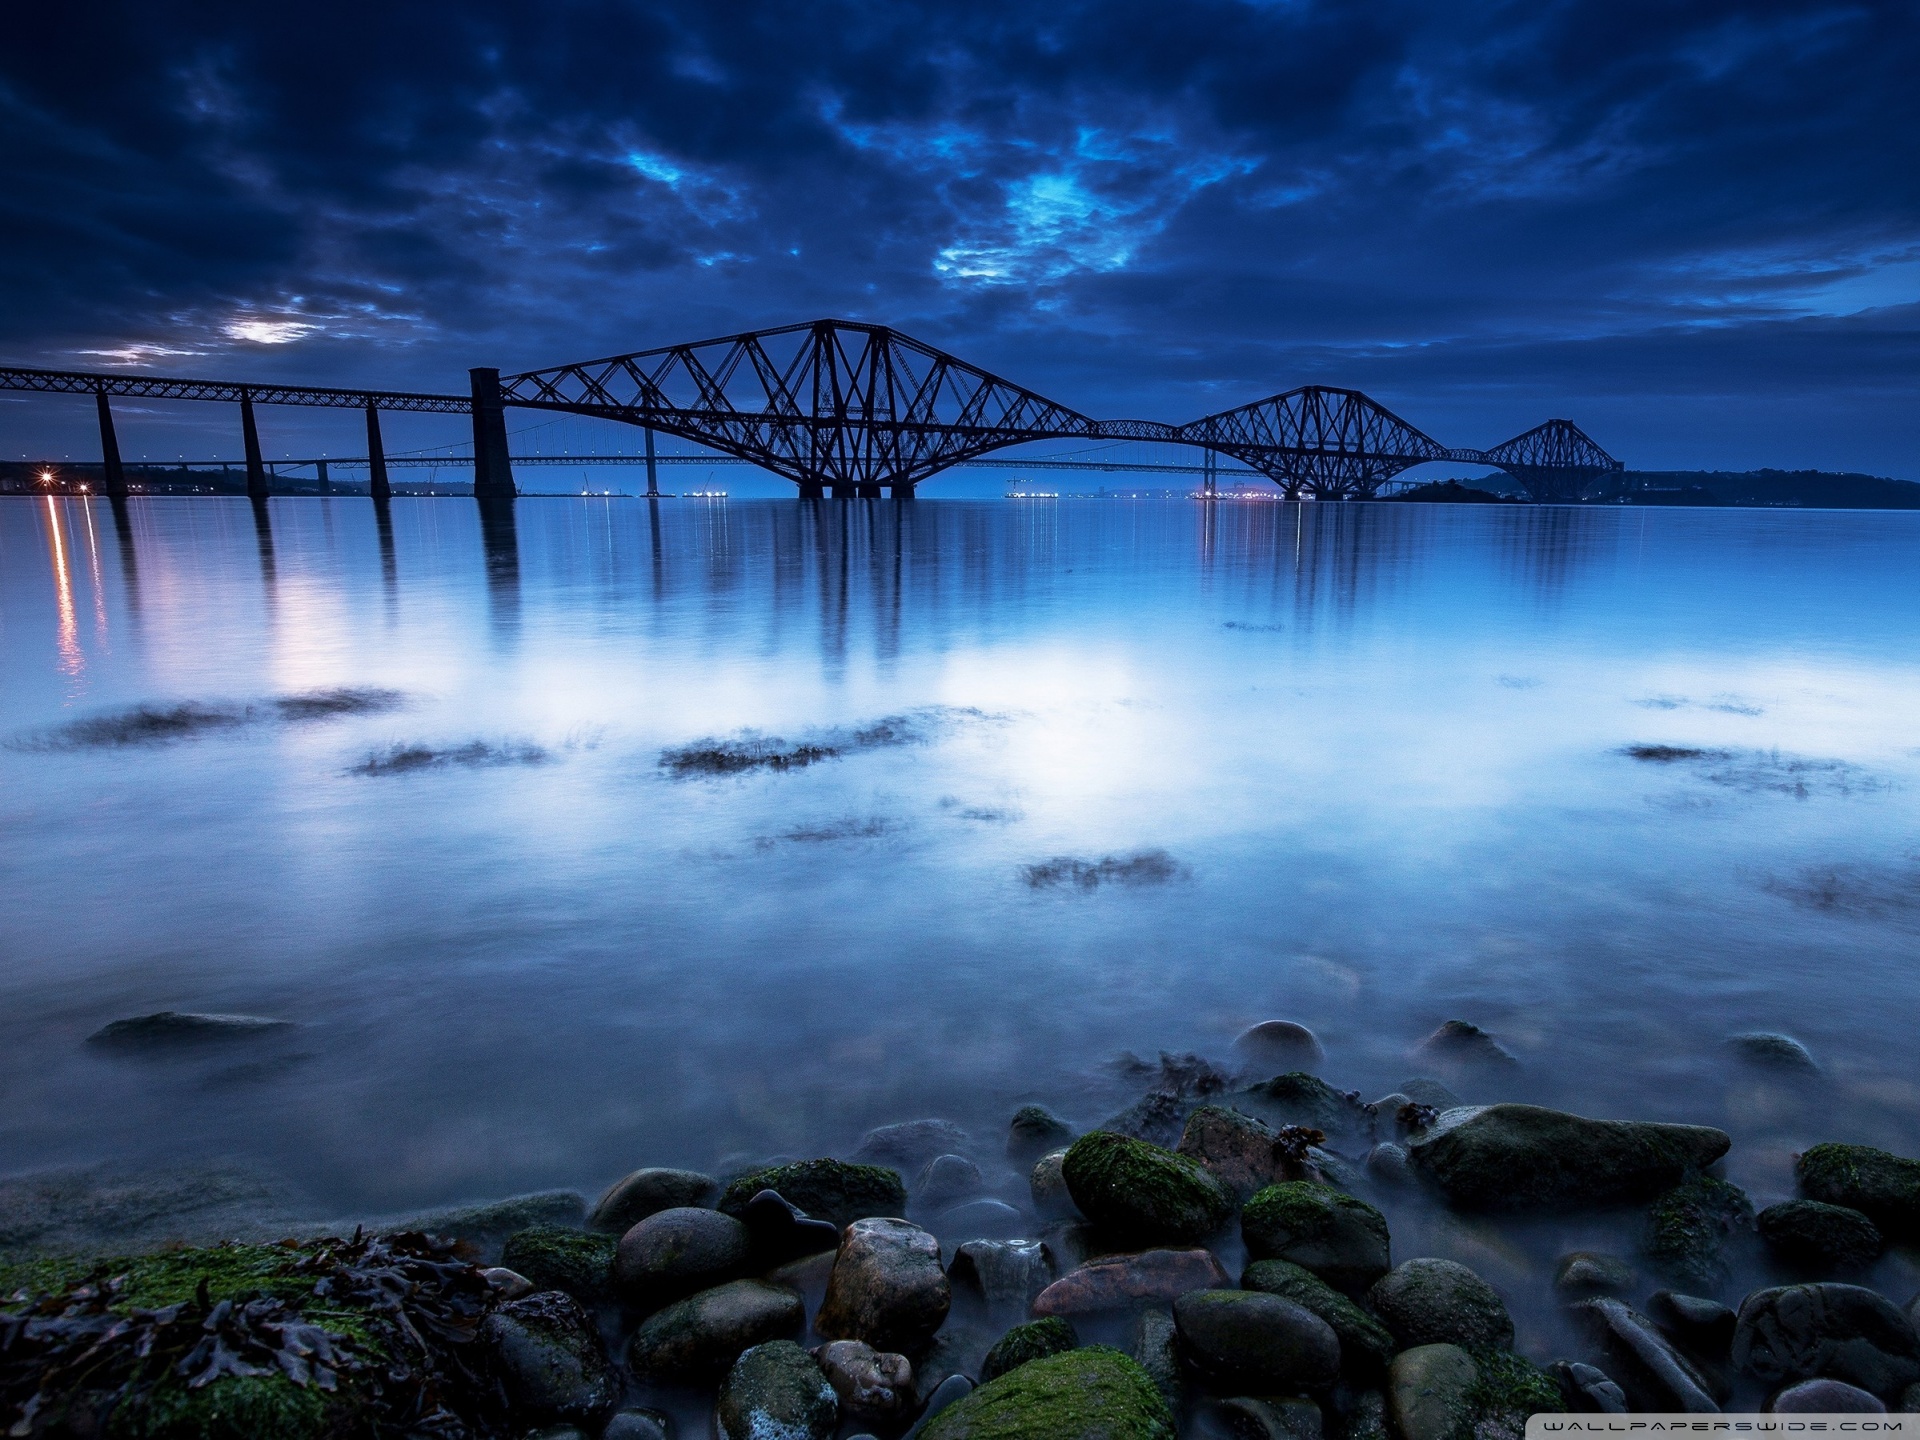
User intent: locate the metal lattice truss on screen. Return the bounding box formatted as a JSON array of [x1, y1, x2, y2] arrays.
[[0, 366, 469, 413], [1169, 386, 1454, 499], [1479, 418, 1624, 502], [500, 320, 1103, 494]]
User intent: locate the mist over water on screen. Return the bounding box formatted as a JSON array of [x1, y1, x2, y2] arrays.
[[3, 493, 1919, 1236]]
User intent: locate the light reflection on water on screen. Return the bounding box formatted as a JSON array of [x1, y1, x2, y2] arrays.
[[2, 494, 1919, 1230]]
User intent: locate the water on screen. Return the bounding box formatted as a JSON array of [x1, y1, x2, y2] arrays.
[[3, 495, 1918, 1255]]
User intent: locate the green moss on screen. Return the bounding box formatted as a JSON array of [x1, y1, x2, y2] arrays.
[[919, 1346, 1175, 1440], [1241, 1258, 1394, 1377], [1645, 1176, 1753, 1286], [981, 1317, 1078, 1383], [1797, 1143, 1920, 1236], [717, 1158, 906, 1229], [1059, 1132, 1232, 1247], [111, 1373, 334, 1440], [1466, 1347, 1563, 1423], [501, 1224, 618, 1304], [1240, 1182, 1391, 1293]]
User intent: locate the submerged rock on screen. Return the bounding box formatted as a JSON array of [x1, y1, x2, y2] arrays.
[[601, 1412, 672, 1440], [1570, 1297, 1720, 1411], [1240, 1182, 1391, 1294], [981, 1317, 1078, 1383], [814, 1217, 951, 1352], [500, 1225, 618, 1306], [1797, 1143, 1920, 1238], [1645, 1176, 1754, 1287], [716, 1340, 837, 1440], [1401, 1077, 1466, 1110], [1032, 1249, 1229, 1317], [401, 1190, 589, 1249], [1732, 1283, 1920, 1399], [614, 1205, 752, 1309], [1129, 1308, 1184, 1409], [481, 1290, 620, 1427], [718, 1159, 907, 1230], [1554, 1251, 1637, 1298], [1176, 1105, 1306, 1200], [1029, 1149, 1076, 1217], [1388, 1343, 1478, 1440], [1242, 1258, 1394, 1379], [1172, 1289, 1341, 1392], [87, 1011, 295, 1046], [1727, 1032, 1819, 1074], [1060, 1131, 1232, 1247], [1772, 1378, 1885, 1412], [1233, 1073, 1375, 1143], [1416, 1019, 1520, 1071], [855, 1119, 972, 1169], [814, 1338, 914, 1421], [626, 1278, 805, 1384], [589, 1167, 719, 1233], [1758, 1199, 1884, 1270], [1647, 1291, 1738, 1362], [1233, 1020, 1326, 1072], [936, 1197, 1023, 1238], [948, 1238, 1054, 1321], [1368, 1258, 1513, 1350], [915, 1154, 984, 1209], [916, 1348, 1174, 1440], [1551, 1360, 1629, 1413], [1007, 1105, 1074, 1162], [1406, 1104, 1730, 1210]]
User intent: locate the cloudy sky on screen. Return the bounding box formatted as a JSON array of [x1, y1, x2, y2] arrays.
[[3, 1, 1916, 475]]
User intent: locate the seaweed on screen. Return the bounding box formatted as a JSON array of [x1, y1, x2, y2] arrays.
[[351, 741, 548, 776], [660, 705, 1000, 780], [18, 703, 252, 750], [1623, 744, 1723, 763], [1021, 850, 1184, 890], [272, 689, 404, 722]]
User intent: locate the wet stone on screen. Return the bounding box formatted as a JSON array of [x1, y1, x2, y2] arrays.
[[1368, 1258, 1514, 1350], [482, 1265, 535, 1300], [1733, 1283, 1920, 1399], [613, 1205, 751, 1309], [1232, 1072, 1375, 1143], [1176, 1104, 1305, 1200], [814, 1339, 914, 1422], [1241, 1257, 1394, 1379], [1727, 1032, 1819, 1074], [1554, 1251, 1637, 1298], [601, 1412, 672, 1440], [1365, 1142, 1415, 1189], [1400, 1077, 1465, 1110], [1416, 1019, 1520, 1071], [481, 1290, 620, 1428], [937, 1198, 1022, 1238], [1772, 1378, 1885, 1412], [915, 1153, 983, 1209], [916, 1347, 1172, 1440], [1032, 1247, 1230, 1317], [1389, 1343, 1478, 1440], [1007, 1105, 1074, 1162], [500, 1224, 618, 1306], [715, 1339, 838, 1440], [1060, 1131, 1232, 1248], [981, 1317, 1078, 1383], [1240, 1181, 1391, 1295], [1645, 1176, 1754, 1288], [856, 1119, 972, 1169], [1173, 1288, 1341, 1393], [1232, 1020, 1326, 1073], [1648, 1291, 1737, 1361], [1130, 1307, 1184, 1409], [1571, 1296, 1721, 1412], [1796, 1143, 1920, 1239], [739, 1188, 843, 1266], [1216, 1396, 1323, 1440], [1030, 1149, 1076, 1218], [626, 1278, 806, 1384], [589, 1167, 719, 1233], [948, 1238, 1054, 1321], [719, 1159, 908, 1230], [1758, 1199, 1884, 1271], [1550, 1359, 1629, 1413], [815, 1217, 952, 1353]]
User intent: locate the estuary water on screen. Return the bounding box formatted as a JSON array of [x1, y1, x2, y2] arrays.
[[3, 494, 1919, 1236]]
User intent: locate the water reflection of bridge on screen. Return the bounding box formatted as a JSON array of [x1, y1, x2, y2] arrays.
[[0, 319, 1621, 506]]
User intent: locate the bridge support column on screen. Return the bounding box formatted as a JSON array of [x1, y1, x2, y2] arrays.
[[241, 391, 269, 499], [798, 481, 824, 500], [95, 391, 127, 498], [643, 427, 660, 498], [469, 367, 516, 499], [888, 481, 916, 500], [829, 483, 855, 499], [856, 482, 882, 499], [365, 402, 391, 502], [315, 458, 331, 493]]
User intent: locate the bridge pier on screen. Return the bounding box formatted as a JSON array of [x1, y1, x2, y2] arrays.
[[469, 367, 516, 499], [830, 483, 855, 499], [888, 481, 916, 500], [95, 391, 127, 498], [241, 391, 269, 499], [365, 402, 391, 501], [315, 458, 331, 493], [798, 481, 824, 500], [856, 482, 882, 499]]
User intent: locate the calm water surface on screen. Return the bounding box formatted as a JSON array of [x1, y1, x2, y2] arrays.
[[3, 494, 1918, 1233]]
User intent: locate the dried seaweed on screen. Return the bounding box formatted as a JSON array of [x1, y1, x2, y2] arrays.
[[1022, 849, 1185, 890], [351, 741, 548, 777], [273, 689, 405, 722], [1623, 744, 1724, 763], [660, 706, 999, 779], [1270, 1125, 1327, 1167]]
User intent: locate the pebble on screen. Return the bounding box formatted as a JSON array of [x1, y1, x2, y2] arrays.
[[626, 1278, 806, 1384], [1005, 1105, 1073, 1162], [719, 1159, 908, 1230], [915, 1153, 983, 1209], [613, 1205, 751, 1308], [715, 1340, 838, 1440], [1645, 1176, 1754, 1287], [1240, 1181, 1391, 1294], [815, 1217, 952, 1352], [815, 1337, 913, 1418], [1772, 1378, 1885, 1412], [501, 1225, 618, 1306], [1415, 1018, 1520, 1071], [481, 1290, 620, 1427], [1758, 1199, 1885, 1270], [1733, 1283, 1920, 1399], [1234, 1072, 1376, 1142], [1032, 1248, 1230, 1317], [1554, 1251, 1637, 1297], [1232, 1020, 1326, 1073], [1648, 1291, 1737, 1359], [1369, 1258, 1514, 1350], [1571, 1296, 1721, 1411], [905, 1373, 974, 1438], [589, 1167, 719, 1233], [855, 1119, 972, 1169], [1242, 1257, 1395, 1379], [1388, 1343, 1478, 1440], [947, 1238, 1054, 1321], [1172, 1288, 1341, 1392], [1365, 1142, 1415, 1188]]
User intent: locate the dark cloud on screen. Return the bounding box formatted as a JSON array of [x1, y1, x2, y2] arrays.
[[2, 1, 1915, 472]]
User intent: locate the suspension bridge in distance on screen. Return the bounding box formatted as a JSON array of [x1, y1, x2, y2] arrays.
[[0, 319, 1622, 504]]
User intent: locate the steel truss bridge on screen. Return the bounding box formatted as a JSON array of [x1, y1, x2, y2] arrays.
[[0, 319, 1621, 503]]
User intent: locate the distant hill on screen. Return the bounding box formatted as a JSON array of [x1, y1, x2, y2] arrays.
[[1611, 469, 1920, 508], [1382, 480, 1519, 503]]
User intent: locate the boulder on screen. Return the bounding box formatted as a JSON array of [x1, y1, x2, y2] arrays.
[[1772, 1378, 1885, 1412], [1554, 1251, 1636, 1298], [600, 1412, 671, 1440], [481, 1290, 620, 1427], [981, 1317, 1078, 1383], [1177, 1105, 1306, 1200], [1733, 1283, 1920, 1398], [915, 1154, 983, 1210], [916, 1348, 1175, 1440], [626, 1278, 805, 1384], [1400, 1078, 1465, 1110], [1647, 1291, 1737, 1361], [1007, 1106, 1074, 1162], [718, 1159, 907, 1229], [1758, 1200, 1884, 1270], [1645, 1177, 1754, 1287], [814, 1217, 951, 1352], [936, 1198, 1023, 1238], [1242, 1258, 1394, 1378], [1416, 1019, 1519, 1070], [1215, 1396, 1323, 1440], [500, 1225, 618, 1306], [1368, 1258, 1513, 1350], [1030, 1150, 1076, 1218], [1388, 1343, 1478, 1440], [1727, 1032, 1819, 1074], [948, 1238, 1054, 1321], [855, 1120, 972, 1169], [813, 1339, 913, 1422], [613, 1205, 752, 1309], [715, 1340, 837, 1440], [1570, 1297, 1720, 1411], [737, 1188, 842, 1265], [1172, 1289, 1341, 1392], [589, 1167, 719, 1233], [1405, 1104, 1730, 1210], [1032, 1248, 1230, 1317], [1060, 1132, 1233, 1247], [1797, 1144, 1920, 1238], [1365, 1143, 1415, 1189], [1240, 1182, 1391, 1294], [1233, 1021, 1326, 1072], [1129, 1307, 1183, 1409], [1551, 1360, 1629, 1413], [915, 1374, 976, 1429], [1232, 1073, 1375, 1143]]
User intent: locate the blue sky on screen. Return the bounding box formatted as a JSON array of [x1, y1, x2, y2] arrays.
[[3, 1, 1916, 476]]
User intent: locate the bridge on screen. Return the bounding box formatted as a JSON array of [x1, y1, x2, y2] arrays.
[[0, 319, 1622, 503]]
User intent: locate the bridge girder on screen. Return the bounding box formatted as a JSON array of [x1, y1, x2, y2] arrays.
[[1479, 418, 1624, 502]]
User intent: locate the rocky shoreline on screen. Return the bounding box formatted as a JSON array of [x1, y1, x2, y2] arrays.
[[5, 1017, 1919, 1439]]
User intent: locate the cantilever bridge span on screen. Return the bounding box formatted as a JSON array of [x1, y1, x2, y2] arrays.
[[0, 318, 1622, 502]]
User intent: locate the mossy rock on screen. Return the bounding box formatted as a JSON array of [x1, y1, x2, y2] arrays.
[[717, 1159, 906, 1229], [1059, 1132, 1232, 1248], [1798, 1143, 1920, 1238], [502, 1224, 619, 1305], [1466, 1346, 1562, 1426], [1241, 1182, 1391, 1294], [1234, 1072, 1375, 1141], [981, 1317, 1078, 1383], [113, 1373, 339, 1440], [1241, 1258, 1394, 1377], [1645, 1175, 1753, 1287], [918, 1346, 1175, 1440], [1757, 1200, 1884, 1270]]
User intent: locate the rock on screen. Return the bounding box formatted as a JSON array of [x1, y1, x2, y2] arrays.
[[1797, 1143, 1920, 1239], [1550, 1359, 1629, 1412], [1906, 1382, 1920, 1413], [1306, 1147, 1360, 1191], [716, 1340, 838, 1440], [1368, 1258, 1514, 1349], [401, 1190, 588, 1249], [1645, 1176, 1754, 1287], [1406, 1103, 1731, 1210], [601, 1412, 672, 1440], [614, 1205, 752, 1309], [1233, 1020, 1326, 1073], [765, 1248, 837, 1306], [1030, 1150, 1076, 1217], [1772, 1377, 1885, 1412], [1130, 1307, 1183, 1409], [1554, 1251, 1636, 1298], [626, 1278, 805, 1383], [1007, 1106, 1074, 1162], [1365, 1143, 1414, 1189], [912, 1374, 976, 1434], [523, 1429, 589, 1440], [1759, 1199, 1884, 1270], [719, 1159, 908, 1230], [87, 1011, 295, 1046], [1345, 1388, 1391, 1440], [916, 1346, 1175, 1440], [936, 1198, 1024, 1238], [1240, 1182, 1391, 1295], [981, 1317, 1078, 1382], [1176, 1105, 1306, 1200], [1242, 1258, 1395, 1379], [1571, 1297, 1720, 1411], [1468, 1341, 1567, 1428], [481, 1290, 620, 1426], [1388, 1343, 1479, 1440], [813, 1339, 914, 1421], [911, 1327, 992, 1409], [916, 1154, 984, 1209], [1417, 1019, 1520, 1070], [1233, 1073, 1375, 1143], [1060, 1131, 1233, 1247], [1647, 1291, 1738, 1361], [1401, 1077, 1465, 1110], [589, 1167, 719, 1233], [815, 1217, 951, 1352], [1216, 1397, 1323, 1440], [737, 1187, 844, 1265], [501, 1225, 618, 1306], [1172, 1289, 1341, 1392], [1728, 1032, 1819, 1074], [1733, 1283, 1920, 1398], [483, 1265, 535, 1300], [1038, 1219, 1097, 1274], [855, 1120, 972, 1169], [1032, 1248, 1230, 1317], [948, 1239, 1055, 1321]]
